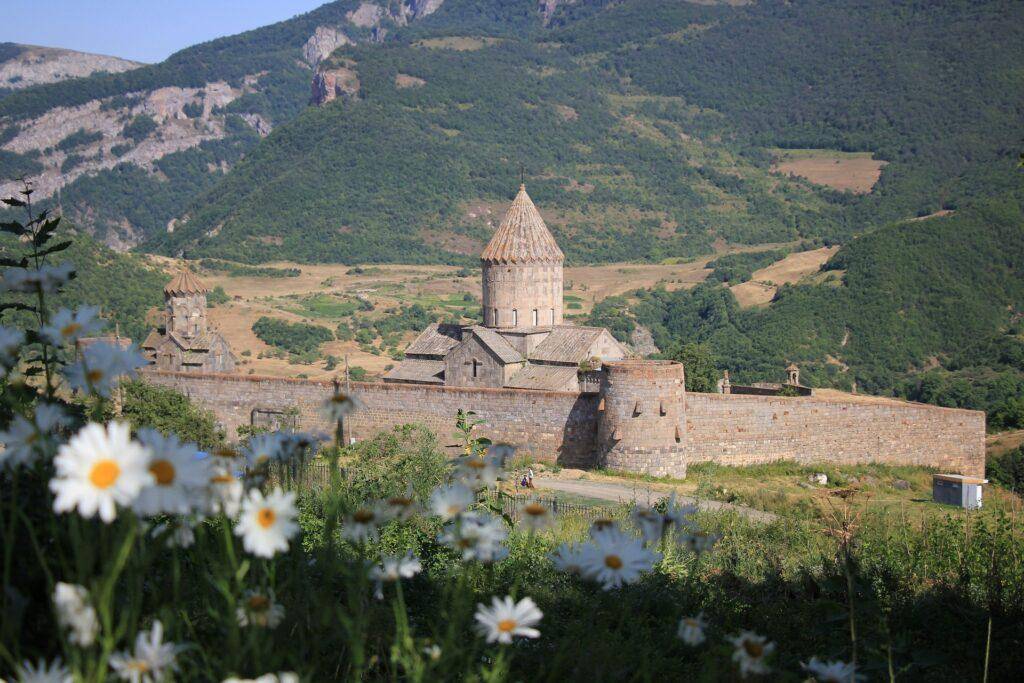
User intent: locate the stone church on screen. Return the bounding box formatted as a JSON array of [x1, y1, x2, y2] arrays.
[[385, 184, 629, 392], [141, 269, 236, 373]]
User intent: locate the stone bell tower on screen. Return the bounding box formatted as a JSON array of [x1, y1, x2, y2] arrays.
[[164, 269, 209, 339], [480, 184, 564, 329]]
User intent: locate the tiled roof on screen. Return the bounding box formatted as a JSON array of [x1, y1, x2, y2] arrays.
[[182, 350, 209, 365], [529, 326, 606, 364], [140, 329, 164, 349], [470, 326, 524, 364], [480, 185, 564, 264], [164, 269, 209, 296], [504, 364, 579, 391], [404, 323, 462, 358], [383, 358, 445, 384]]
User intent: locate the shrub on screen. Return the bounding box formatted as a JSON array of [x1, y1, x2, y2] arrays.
[[252, 316, 333, 355], [122, 114, 157, 142]]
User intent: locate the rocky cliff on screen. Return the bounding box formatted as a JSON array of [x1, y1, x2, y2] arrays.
[[0, 44, 141, 90]]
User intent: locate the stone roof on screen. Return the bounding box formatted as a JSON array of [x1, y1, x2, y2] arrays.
[[140, 329, 164, 350], [404, 322, 462, 358], [504, 364, 579, 391], [383, 358, 445, 384], [480, 185, 564, 264], [470, 326, 524, 364], [529, 325, 609, 364], [164, 269, 209, 296]]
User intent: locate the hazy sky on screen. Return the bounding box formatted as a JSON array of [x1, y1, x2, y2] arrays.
[[0, 1, 329, 63]]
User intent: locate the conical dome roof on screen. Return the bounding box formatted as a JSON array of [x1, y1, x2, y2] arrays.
[[164, 269, 209, 296], [481, 185, 564, 264]]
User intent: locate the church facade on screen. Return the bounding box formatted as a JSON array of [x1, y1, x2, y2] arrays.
[[384, 185, 629, 393], [141, 270, 236, 374]]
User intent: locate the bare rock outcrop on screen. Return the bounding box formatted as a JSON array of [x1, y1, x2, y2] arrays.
[[0, 44, 142, 90], [311, 64, 361, 105], [539, 0, 576, 26], [302, 26, 354, 67], [629, 325, 659, 357]]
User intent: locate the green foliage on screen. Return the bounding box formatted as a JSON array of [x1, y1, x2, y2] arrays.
[[348, 365, 367, 382], [120, 380, 225, 449], [60, 154, 85, 173], [199, 259, 300, 278], [0, 150, 43, 179], [55, 128, 103, 152], [181, 101, 204, 118], [252, 316, 333, 355], [664, 342, 718, 393], [706, 248, 788, 284], [122, 114, 157, 143], [987, 446, 1024, 493], [206, 285, 229, 306]]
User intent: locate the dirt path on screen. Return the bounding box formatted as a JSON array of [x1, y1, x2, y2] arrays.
[[533, 477, 777, 523]]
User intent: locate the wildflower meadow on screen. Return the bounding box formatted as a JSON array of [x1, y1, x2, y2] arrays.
[[1, 188, 1024, 681]]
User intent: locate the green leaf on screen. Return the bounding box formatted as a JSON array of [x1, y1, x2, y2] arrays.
[[0, 221, 26, 235], [2, 197, 26, 207], [37, 240, 72, 257]]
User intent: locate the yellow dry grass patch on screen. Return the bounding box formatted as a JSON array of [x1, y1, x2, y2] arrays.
[[988, 430, 1024, 458], [730, 246, 839, 308], [771, 149, 886, 194]]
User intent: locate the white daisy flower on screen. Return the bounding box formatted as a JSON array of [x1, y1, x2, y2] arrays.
[[53, 582, 99, 647], [0, 325, 25, 376], [321, 390, 363, 423], [382, 485, 419, 521], [109, 620, 182, 683], [439, 511, 508, 564], [133, 429, 207, 516], [677, 612, 708, 646], [207, 463, 244, 518], [236, 590, 285, 629], [64, 342, 147, 398], [631, 506, 665, 546], [14, 657, 72, 683], [241, 432, 285, 468], [589, 518, 617, 536], [678, 530, 721, 557], [150, 519, 197, 549], [662, 493, 699, 533], [474, 595, 543, 644], [40, 306, 102, 347], [729, 630, 774, 679], [1, 262, 74, 294], [520, 501, 553, 532], [578, 526, 661, 590], [276, 431, 324, 462], [50, 422, 153, 523], [222, 674, 298, 683], [235, 487, 299, 558], [802, 657, 862, 682], [429, 482, 474, 521], [485, 443, 515, 468], [422, 644, 442, 661], [0, 403, 67, 469], [370, 551, 422, 599], [453, 455, 501, 490], [549, 542, 586, 575], [341, 502, 388, 544]]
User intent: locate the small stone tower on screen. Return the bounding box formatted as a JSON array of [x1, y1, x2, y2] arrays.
[[597, 360, 688, 478], [480, 184, 564, 329], [786, 363, 800, 386], [164, 269, 209, 339]]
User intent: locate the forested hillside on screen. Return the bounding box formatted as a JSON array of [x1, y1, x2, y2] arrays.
[[157, 0, 1024, 264], [589, 193, 1024, 423]]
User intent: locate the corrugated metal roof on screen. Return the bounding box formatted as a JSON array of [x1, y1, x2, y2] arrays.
[[505, 364, 579, 391], [164, 269, 209, 295], [383, 358, 445, 384], [471, 326, 523, 364], [404, 323, 462, 358], [528, 326, 605, 364], [480, 185, 564, 264]]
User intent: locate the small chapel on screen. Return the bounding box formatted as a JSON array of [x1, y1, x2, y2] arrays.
[[141, 269, 236, 373], [384, 184, 629, 392]]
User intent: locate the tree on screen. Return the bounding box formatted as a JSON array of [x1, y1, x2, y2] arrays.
[[664, 342, 719, 393], [120, 380, 225, 449]]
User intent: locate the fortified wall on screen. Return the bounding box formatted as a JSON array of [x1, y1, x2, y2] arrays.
[[141, 367, 985, 478]]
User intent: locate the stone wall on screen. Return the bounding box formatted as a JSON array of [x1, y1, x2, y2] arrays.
[[683, 393, 985, 477], [142, 370, 598, 467], [482, 261, 562, 328], [141, 369, 985, 477]]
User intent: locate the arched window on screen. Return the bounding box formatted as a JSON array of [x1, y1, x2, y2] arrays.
[[472, 358, 480, 378], [532, 309, 538, 326], [550, 308, 555, 324], [493, 308, 498, 325], [512, 309, 518, 327]]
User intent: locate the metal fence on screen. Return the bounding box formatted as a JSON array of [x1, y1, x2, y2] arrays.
[[486, 489, 612, 522]]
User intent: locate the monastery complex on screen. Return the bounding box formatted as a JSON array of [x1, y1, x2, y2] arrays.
[[140, 185, 986, 478]]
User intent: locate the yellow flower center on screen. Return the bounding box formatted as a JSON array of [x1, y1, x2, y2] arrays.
[[446, 505, 462, 516], [497, 619, 517, 633], [248, 595, 270, 611], [150, 459, 176, 485], [684, 618, 699, 628], [214, 446, 238, 459], [331, 393, 351, 404], [86, 369, 104, 383], [211, 474, 234, 484], [743, 640, 764, 658], [465, 459, 486, 469], [592, 518, 614, 530], [254, 453, 270, 465], [61, 322, 82, 337], [257, 507, 277, 528], [124, 660, 151, 673], [604, 554, 623, 570], [524, 503, 547, 517], [89, 459, 120, 489], [353, 509, 375, 524], [388, 496, 412, 507], [457, 538, 474, 549]]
